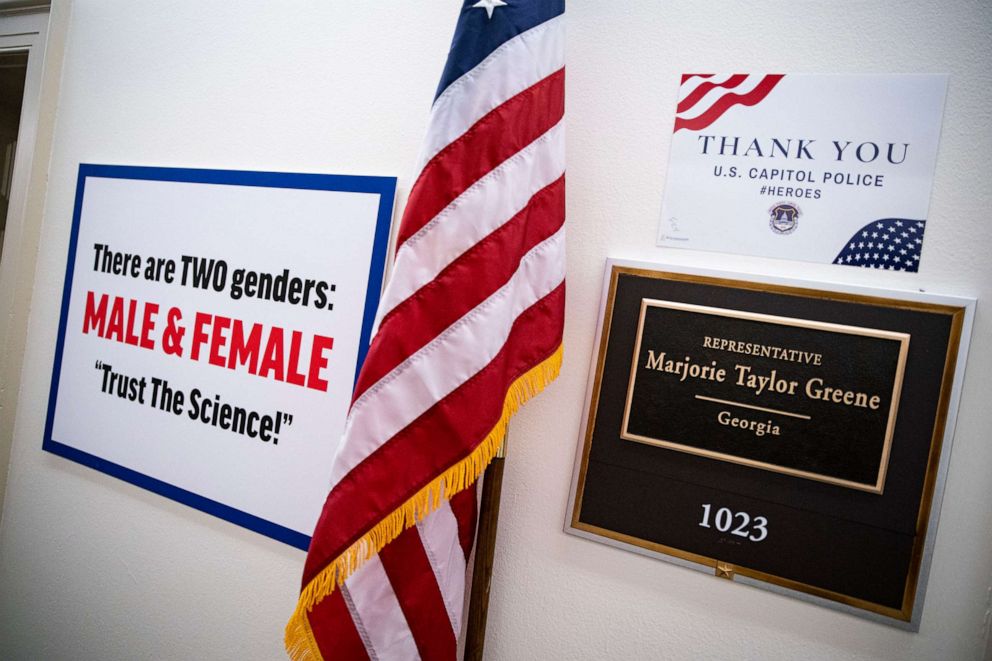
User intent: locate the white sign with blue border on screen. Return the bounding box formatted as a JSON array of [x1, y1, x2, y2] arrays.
[[44, 164, 395, 550]]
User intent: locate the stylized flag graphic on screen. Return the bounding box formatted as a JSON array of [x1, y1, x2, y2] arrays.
[[833, 219, 925, 272], [286, 2, 566, 659], [674, 73, 784, 132]]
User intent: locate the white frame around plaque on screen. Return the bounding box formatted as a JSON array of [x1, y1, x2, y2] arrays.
[[564, 258, 975, 631]]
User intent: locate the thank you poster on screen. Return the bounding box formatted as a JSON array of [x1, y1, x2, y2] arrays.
[[44, 165, 394, 549], [658, 74, 947, 271]]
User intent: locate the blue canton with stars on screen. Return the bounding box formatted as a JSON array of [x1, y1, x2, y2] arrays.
[[833, 218, 925, 272]]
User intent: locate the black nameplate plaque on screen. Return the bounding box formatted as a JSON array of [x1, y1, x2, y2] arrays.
[[622, 301, 908, 493], [568, 263, 970, 627]]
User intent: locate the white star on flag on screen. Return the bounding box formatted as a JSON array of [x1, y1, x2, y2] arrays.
[[472, 0, 508, 19]]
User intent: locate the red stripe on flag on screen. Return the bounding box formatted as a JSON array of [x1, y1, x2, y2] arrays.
[[674, 74, 784, 132], [307, 590, 370, 661], [353, 175, 565, 402], [395, 68, 565, 248], [303, 284, 565, 586], [676, 74, 748, 114], [379, 527, 457, 661], [681, 73, 714, 84], [449, 486, 478, 561]]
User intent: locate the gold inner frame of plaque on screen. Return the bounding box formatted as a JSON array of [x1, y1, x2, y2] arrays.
[[619, 298, 911, 494], [569, 265, 967, 622]]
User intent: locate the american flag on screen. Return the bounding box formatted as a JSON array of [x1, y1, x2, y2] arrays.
[[286, 2, 565, 659], [833, 218, 925, 272], [674, 74, 784, 132]]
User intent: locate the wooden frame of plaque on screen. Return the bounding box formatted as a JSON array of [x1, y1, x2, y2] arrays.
[[565, 260, 974, 629]]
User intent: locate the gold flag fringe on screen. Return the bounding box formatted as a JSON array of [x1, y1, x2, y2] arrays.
[[285, 344, 563, 660]]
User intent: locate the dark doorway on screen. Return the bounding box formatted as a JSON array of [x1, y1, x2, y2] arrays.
[[0, 50, 28, 264]]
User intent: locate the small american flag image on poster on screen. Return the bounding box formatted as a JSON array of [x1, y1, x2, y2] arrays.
[[658, 74, 947, 273]]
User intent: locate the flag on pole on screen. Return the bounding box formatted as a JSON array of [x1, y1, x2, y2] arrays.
[[286, 2, 565, 658]]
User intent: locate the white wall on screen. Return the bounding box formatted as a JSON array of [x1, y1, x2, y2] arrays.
[[2, 1, 991, 659]]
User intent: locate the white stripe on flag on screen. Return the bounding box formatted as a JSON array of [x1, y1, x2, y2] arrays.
[[376, 120, 565, 329], [677, 73, 738, 104], [678, 74, 766, 121], [331, 228, 566, 485], [417, 500, 467, 633], [417, 15, 565, 172], [345, 555, 421, 661]]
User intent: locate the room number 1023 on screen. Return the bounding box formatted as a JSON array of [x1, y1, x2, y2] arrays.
[[699, 504, 768, 542]]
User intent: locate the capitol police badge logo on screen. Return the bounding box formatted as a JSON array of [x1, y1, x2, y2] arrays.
[[769, 202, 800, 234]]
